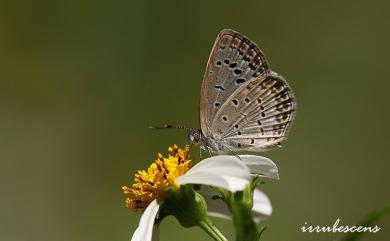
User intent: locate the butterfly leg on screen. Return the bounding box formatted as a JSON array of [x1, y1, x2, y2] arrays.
[[223, 145, 241, 160], [207, 147, 213, 158]]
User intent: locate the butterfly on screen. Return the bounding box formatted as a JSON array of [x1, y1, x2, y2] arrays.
[[152, 29, 296, 154]]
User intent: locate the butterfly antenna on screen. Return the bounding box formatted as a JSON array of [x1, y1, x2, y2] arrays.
[[149, 124, 195, 132]]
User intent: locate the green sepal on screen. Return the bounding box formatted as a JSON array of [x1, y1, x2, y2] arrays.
[[157, 185, 227, 241], [158, 185, 208, 227]]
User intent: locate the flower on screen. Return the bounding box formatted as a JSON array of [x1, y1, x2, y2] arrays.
[[123, 145, 253, 241], [199, 155, 278, 223]]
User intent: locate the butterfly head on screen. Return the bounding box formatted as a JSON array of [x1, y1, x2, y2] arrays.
[[187, 129, 203, 145]]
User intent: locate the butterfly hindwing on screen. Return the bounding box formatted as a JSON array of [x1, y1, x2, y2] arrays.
[[211, 73, 296, 151], [200, 29, 270, 137]]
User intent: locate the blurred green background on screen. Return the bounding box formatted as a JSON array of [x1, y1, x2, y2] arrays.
[[0, 0, 389, 241]]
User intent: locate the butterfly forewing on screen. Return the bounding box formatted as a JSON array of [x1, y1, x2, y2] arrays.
[[200, 29, 270, 137]]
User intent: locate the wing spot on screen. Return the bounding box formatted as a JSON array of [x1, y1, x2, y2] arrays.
[[275, 113, 290, 122], [237, 143, 241, 148], [274, 124, 284, 130], [222, 116, 229, 122], [234, 124, 239, 129], [214, 102, 221, 108], [234, 69, 242, 75], [216, 60, 222, 66], [278, 103, 291, 111], [261, 112, 266, 117], [209, 71, 213, 75], [223, 59, 230, 65], [257, 98, 262, 104], [229, 62, 237, 68], [250, 139, 255, 144], [274, 81, 284, 90], [238, 131, 242, 135], [257, 120, 262, 126], [260, 105, 264, 110], [215, 85, 225, 91], [232, 99, 239, 106], [244, 97, 251, 103], [236, 78, 245, 84]]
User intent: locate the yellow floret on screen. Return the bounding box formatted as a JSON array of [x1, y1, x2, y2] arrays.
[[122, 145, 191, 211]]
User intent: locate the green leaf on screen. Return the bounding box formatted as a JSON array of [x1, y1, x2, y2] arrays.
[[256, 225, 268, 240], [341, 204, 390, 241]]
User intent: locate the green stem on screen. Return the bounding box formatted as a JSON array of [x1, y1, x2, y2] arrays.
[[229, 202, 258, 241], [199, 219, 228, 241]]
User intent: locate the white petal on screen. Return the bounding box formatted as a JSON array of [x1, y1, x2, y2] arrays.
[[131, 200, 160, 241], [252, 189, 272, 222], [176, 155, 250, 192], [239, 155, 279, 180]]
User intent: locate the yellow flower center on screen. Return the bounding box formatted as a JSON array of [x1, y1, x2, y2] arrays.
[[122, 144, 192, 211]]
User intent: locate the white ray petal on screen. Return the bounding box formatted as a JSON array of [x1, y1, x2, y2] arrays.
[[176, 155, 250, 192], [252, 189, 272, 222], [239, 155, 279, 180], [131, 200, 160, 241]]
